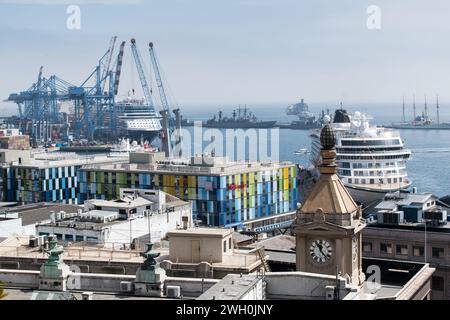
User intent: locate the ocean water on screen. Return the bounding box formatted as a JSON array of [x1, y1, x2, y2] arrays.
[[181, 103, 450, 197]]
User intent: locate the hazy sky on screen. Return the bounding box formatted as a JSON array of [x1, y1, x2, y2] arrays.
[[1, 0, 450, 114]]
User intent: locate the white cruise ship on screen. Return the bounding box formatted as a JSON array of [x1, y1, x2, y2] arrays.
[[310, 109, 412, 205], [115, 97, 162, 144]]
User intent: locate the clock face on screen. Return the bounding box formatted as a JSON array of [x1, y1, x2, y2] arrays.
[[352, 236, 358, 261], [309, 239, 333, 264]]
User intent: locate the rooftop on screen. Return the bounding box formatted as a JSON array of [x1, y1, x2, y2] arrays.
[[87, 196, 152, 209], [1, 203, 82, 226], [247, 235, 295, 252], [197, 273, 263, 300], [167, 227, 233, 238], [81, 156, 294, 176], [12, 151, 128, 169]]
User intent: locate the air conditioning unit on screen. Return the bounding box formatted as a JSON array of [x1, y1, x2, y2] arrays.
[[120, 281, 134, 292], [166, 286, 181, 298], [325, 286, 335, 300], [81, 292, 93, 300]]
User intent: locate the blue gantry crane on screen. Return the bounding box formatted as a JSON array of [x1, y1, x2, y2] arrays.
[[6, 66, 74, 143], [6, 37, 122, 142], [5, 37, 179, 148]]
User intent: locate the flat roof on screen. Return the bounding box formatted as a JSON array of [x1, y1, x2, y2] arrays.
[[88, 197, 152, 209], [197, 273, 261, 300], [3, 203, 82, 226], [247, 235, 295, 252], [167, 227, 233, 238], [1, 288, 173, 300], [12, 153, 128, 169], [81, 159, 295, 176]]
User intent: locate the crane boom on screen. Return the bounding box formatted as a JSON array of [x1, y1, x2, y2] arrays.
[[130, 38, 154, 108], [101, 36, 117, 92], [148, 42, 170, 113], [114, 41, 126, 95]]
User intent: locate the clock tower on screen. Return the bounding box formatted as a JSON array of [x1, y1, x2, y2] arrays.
[[292, 120, 366, 287]]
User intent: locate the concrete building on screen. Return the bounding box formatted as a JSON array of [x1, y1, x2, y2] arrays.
[[78, 152, 298, 230], [36, 189, 191, 246], [0, 203, 82, 237], [2, 149, 128, 204], [0, 233, 436, 300], [362, 191, 450, 299], [161, 227, 268, 279]]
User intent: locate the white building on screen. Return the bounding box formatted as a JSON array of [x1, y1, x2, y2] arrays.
[[36, 189, 192, 247]]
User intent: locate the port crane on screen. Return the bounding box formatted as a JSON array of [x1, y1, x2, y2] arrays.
[[148, 42, 178, 157], [129, 38, 158, 116]]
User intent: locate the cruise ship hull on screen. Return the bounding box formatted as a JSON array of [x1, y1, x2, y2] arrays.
[[122, 129, 160, 143], [345, 184, 410, 206]]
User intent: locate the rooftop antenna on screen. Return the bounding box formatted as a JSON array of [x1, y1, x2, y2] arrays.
[[402, 96, 405, 122], [413, 94, 416, 121], [436, 94, 440, 125]]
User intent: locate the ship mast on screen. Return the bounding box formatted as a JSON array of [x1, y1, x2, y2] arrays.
[[436, 95, 440, 125], [424, 94, 428, 118], [413, 94, 416, 121], [402, 96, 405, 122]]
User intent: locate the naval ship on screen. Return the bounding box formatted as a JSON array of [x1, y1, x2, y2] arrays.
[[277, 99, 323, 129], [203, 106, 276, 129], [310, 109, 412, 206]]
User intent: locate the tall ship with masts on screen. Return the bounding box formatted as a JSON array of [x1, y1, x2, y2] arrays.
[[310, 109, 412, 206], [386, 95, 450, 130]]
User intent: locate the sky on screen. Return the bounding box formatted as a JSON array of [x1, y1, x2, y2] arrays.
[[1, 0, 450, 115]]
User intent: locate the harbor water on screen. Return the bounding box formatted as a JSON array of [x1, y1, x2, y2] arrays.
[[182, 103, 450, 197]]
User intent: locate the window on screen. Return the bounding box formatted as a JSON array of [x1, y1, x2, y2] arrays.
[[229, 238, 232, 250], [432, 247, 445, 259], [363, 242, 372, 253], [55, 233, 63, 240], [380, 243, 392, 254], [223, 240, 227, 253], [413, 246, 424, 257], [432, 276, 444, 291], [65, 234, 74, 241], [75, 235, 84, 242], [396, 244, 408, 255]]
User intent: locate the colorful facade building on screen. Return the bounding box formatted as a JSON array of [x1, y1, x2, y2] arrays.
[[78, 153, 298, 228], [4, 151, 128, 204]]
